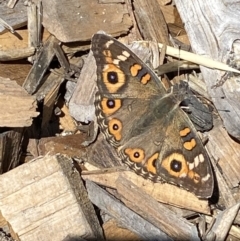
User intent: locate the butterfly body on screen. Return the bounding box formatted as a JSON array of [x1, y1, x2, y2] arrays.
[[92, 33, 214, 198]]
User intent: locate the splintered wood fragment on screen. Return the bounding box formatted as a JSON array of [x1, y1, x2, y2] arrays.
[[7, 0, 18, 8], [85, 180, 172, 241], [0, 47, 35, 61], [156, 60, 199, 76], [155, 42, 240, 74], [206, 203, 240, 241], [0, 154, 104, 241], [116, 176, 200, 241], [133, 0, 170, 44], [40, 71, 65, 130], [23, 35, 60, 94], [0, 128, 24, 173], [0, 78, 39, 127], [0, 0, 27, 33], [27, 1, 42, 49], [41, 0, 132, 42], [205, 216, 240, 240], [41, 81, 61, 129], [69, 51, 96, 123], [82, 170, 211, 214], [57, 98, 77, 133]]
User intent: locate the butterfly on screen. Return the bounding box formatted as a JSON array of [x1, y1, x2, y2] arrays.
[[91, 33, 214, 198]]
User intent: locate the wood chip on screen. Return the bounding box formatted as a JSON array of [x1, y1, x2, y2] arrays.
[[41, 0, 132, 42], [0, 78, 39, 127], [206, 203, 240, 240], [116, 175, 200, 241], [0, 154, 104, 241], [82, 170, 211, 214], [23, 35, 60, 94], [86, 180, 172, 241], [0, 0, 27, 33]]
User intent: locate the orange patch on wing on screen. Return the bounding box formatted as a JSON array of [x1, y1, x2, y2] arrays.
[[130, 64, 142, 77], [179, 127, 191, 137], [141, 73, 151, 84], [183, 139, 196, 150], [102, 64, 125, 93], [101, 98, 121, 115], [146, 153, 159, 174], [186, 170, 200, 183], [125, 148, 145, 163], [108, 119, 122, 141], [161, 153, 189, 178]]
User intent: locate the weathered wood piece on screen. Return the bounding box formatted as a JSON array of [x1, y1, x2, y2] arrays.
[[133, 0, 170, 44], [23, 35, 60, 94], [0, 128, 24, 173], [82, 170, 211, 214], [174, 0, 240, 140], [0, 47, 35, 61], [206, 203, 240, 241], [41, 0, 132, 42], [0, 29, 49, 49], [69, 51, 96, 123], [103, 219, 141, 241], [85, 180, 173, 241], [0, 154, 104, 241], [116, 176, 200, 241], [0, 0, 27, 33], [0, 60, 31, 87], [0, 78, 39, 127], [27, 1, 42, 49], [40, 71, 65, 130], [38, 133, 88, 157]]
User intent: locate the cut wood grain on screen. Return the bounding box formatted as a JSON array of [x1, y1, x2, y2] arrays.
[[41, 0, 132, 42], [0, 154, 104, 241], [86, 180, 172, 241], [0, 78, 39, 127], [174, 0, 240, 140]]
